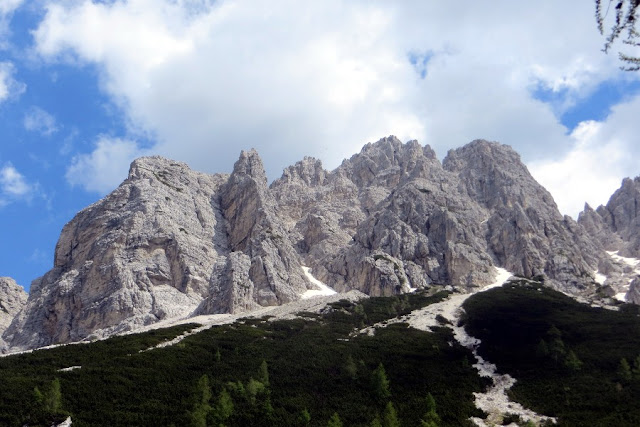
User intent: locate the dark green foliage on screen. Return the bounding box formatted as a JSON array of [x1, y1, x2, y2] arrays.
[[0, 290, 484, 426], [326, 412, 343, 427], [188, 375, 212, 427], [371, 363, 391, 401], [463, 280, 640, 426], [420, 393, 441, 426], [382, 402, 400, 427], [618, 358, 632, 382]]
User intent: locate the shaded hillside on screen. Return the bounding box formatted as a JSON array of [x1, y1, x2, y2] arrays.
[[463, 281, 640, 426], [0, 290, 486, 426]]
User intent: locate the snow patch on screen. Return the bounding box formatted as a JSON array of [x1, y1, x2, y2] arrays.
[[594, 270, 607, 285], [359, 267, 556, 425], [607, 251, 640, 269], [56, 417, 72, 426], [301, 266, 337, 299], [58, 366, 81, 372], [614, 292, 627, 302]]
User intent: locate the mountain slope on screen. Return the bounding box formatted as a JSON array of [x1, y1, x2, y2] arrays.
[[1, 136, 622, 351]]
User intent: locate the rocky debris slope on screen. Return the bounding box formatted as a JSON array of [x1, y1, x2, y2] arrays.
[[3, 136, 623, 351], [0, 278, 27, 343]]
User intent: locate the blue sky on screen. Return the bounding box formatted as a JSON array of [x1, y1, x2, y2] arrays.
[[1, 0, 640, 292]]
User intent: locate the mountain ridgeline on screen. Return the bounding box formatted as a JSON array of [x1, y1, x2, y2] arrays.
[[1, 137, 639, 351]]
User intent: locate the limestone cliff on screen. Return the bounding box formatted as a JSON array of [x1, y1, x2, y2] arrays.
[[4, 136, 628, 351]]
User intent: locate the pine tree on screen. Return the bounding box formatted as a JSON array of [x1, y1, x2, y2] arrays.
[[327, 412, 343, 427], [259, 360, 270, 387], [618, 358, 632, 382], [564, 350, 583, 372], [44, 378, 62, 414], [383, 401, 400, 427], [344, 354, 358, 379], [211, 388, 234, 424], [299, 408, 312, 425], [420, 393, 440, 427], [372, 363, 391, 401], [189, 375, 212, 427]]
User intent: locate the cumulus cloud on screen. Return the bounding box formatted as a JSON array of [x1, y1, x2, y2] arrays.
[[65, 136, 146, 193], [0, 61, 25, 102], [23, 106, 58, 136], [0, 163, 34, 206], [530, 94, 640, 218], [33, 1, 640, 212], [0, 0, 23, 46]]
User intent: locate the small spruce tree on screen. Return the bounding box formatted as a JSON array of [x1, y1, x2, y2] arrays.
[[420, 393, 440, 427], [383, 401, 400, 427], [372, 363, 391, 401], [618, 358, 632, 382], [327, 412, 343, 427]]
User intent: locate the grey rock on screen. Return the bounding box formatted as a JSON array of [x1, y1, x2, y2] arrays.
[[626, 276, 640, 304], [5, 135, 623, 350], [4, 153, 312, 350], [444, 140, 602, 293], [0, 277, 27, 348], [579, 177, 640, 258]]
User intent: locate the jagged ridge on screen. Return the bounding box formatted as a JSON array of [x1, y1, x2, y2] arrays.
[[1, 136, 630, 351]]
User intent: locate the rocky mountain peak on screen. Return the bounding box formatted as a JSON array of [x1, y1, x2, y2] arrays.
[[579, 175, 640, 258], [5, 136, 636, 353], [337, 135, 439, 188], [442, 139, 555, 210], [275, 157, 327, 187], [230, 148, 268, 186]]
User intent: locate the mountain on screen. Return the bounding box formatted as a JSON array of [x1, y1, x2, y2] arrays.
[[578, 176, 640, 302], [1, 136, 632, 351], [0, 277, 27, 350]]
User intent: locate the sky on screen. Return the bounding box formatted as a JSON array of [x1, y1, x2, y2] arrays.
[[1, 0, 639, 292]]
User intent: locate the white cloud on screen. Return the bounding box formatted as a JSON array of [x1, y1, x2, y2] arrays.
[[0, 61, 25, 102], [0, 163, 34, 205], [65, 136, 146, 193], [530, 93, 640, 217], [23, 106, 58, 136], [33, 0, 640, 210], [0, 0, 23, 15]]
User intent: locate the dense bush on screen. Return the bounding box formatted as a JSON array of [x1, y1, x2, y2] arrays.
[[463, 280, 640, 426], [0, 290, 485, 426]]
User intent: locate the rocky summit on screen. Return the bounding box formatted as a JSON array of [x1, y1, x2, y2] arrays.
[[2, 137, 638, 351]]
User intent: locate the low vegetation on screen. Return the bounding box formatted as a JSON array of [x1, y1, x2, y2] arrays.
[[463, 280, 640, 426], [0, 291, 487, 426]]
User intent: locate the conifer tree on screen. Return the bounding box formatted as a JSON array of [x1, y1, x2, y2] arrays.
[[383, 401, 400, 427], [372, 363, 391, 401], [189, 374, 212, 427], [618, 357, 632, 382], [327, 412, 343, 427], [420, 393, 440, 427]]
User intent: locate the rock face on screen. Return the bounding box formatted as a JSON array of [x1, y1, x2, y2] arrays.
[[3, 154, 311, 351], [4, 136, 627, 351], [579, 177, 640, 258], [0, 277, 27, 339], [578, 177, 640, 300], [272, 138, 602, 295]]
